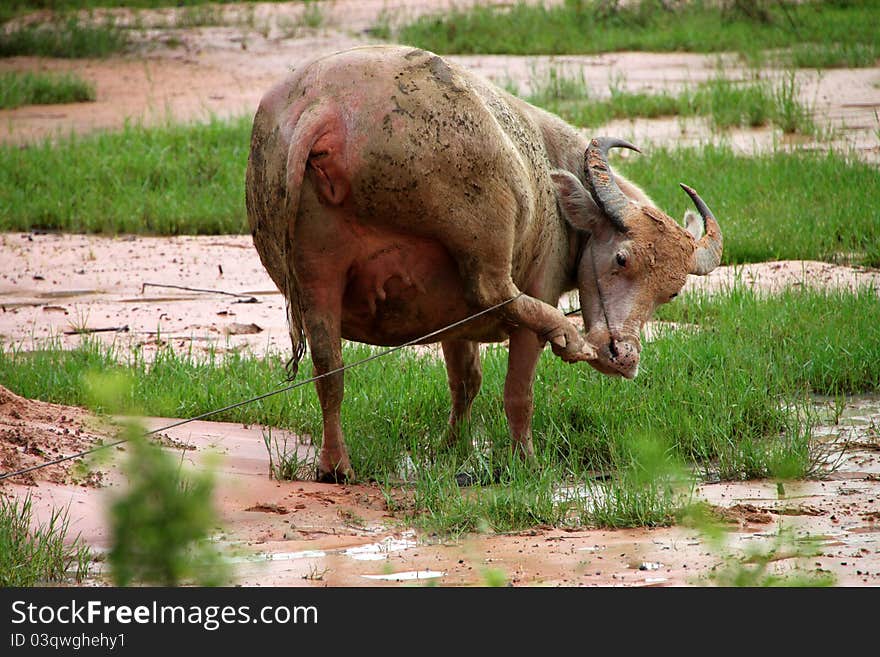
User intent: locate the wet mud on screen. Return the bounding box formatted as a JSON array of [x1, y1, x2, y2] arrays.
[[1, 385, 878, 586], [1, 1, 879, 586]]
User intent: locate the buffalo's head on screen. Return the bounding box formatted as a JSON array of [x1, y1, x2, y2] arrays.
[[553, 138, 723, 379]]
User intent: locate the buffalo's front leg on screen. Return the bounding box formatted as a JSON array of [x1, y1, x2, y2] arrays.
[[505, 293, 596, 364], [449, 249, 596, 364], [441, 339, 482, 456], [303, 300, 353, 483], [504, 327, 545, 458]]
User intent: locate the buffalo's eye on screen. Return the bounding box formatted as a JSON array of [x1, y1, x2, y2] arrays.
[[615, 252, 628, 267], [670, 292, 679, 300]]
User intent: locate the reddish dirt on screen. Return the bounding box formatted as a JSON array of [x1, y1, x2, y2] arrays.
[[3, 408, 878, 587], [2, 2, 879, 587], [0, 384, 105, 487], [2, 234, 878, 358], [0, 233, 286, 356]]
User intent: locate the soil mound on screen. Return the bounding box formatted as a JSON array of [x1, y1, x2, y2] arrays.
[[0, 385, 105, 487]]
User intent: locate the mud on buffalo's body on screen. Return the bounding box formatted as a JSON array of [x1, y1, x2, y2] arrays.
[[246, 45, 722, 482]]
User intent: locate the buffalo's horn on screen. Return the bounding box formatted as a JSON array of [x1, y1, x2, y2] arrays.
[[584, 137, 641, 233], [679, 183, 723, 276]]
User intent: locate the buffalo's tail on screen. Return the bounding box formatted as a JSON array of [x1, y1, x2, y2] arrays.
[[246, 98, 336, 378]]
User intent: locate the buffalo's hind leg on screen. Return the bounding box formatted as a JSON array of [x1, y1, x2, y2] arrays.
[[441, 339, 482, 457], [302, 297, 354, 483]]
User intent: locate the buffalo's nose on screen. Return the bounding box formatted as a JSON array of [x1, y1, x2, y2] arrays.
[[609, 339, 640, 379]]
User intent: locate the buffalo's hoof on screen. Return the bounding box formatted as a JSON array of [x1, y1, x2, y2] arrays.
[[316, 465, 354, 484], [550, 338, 598, 363], [545, 324, 597, 363], [455, 467, 504, 487]]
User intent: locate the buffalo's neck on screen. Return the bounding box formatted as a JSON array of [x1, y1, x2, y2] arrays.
[[510, 197, 583, 308], [499, 91, 591, 302], [523, 100, 591, 297], [522, 100, 590, 173]]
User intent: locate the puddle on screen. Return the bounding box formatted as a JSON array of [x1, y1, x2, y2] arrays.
[[810, 393, 880, 435], [553, 482, 608, 509], [807, 394, 880, 484], [262, 550, 327, 562], [37, 289, 101, 299], [637, 562, 663, 571], [343, 532, 419, 561], [236, 531, 420, 569], [362, 571, 445, 582]]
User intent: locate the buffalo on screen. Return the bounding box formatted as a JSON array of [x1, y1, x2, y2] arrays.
[[246, 46, 722, 482]]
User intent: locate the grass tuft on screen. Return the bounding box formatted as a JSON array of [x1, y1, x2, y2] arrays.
[[0, 14, 129, 58], [523, 66, 815, 133], [0, 493, 92, 586], [108, 428, 230, 586], [299, 0, 323, 29], [398, 0, 880, 69], [263, 428, 315, 480], [0, 71, 96, 109]]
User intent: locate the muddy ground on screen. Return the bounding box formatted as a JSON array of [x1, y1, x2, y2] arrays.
[[3, 383, 880, 587], [1, 1, 879, 586]]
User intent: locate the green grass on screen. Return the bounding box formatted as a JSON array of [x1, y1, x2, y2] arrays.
[[784, 41, 880, 69], [617, 145, 880, 267], [2, 286, 877, 533], [523, 66, 815, 133], [654, 285, 880, 394], [0, 116, 252, 235], [398, 0, 880, 68], [744, 41, 880, 70], [299, 0, 323, 29], [0, 2, 317, 55], [0, 493, 92, 586], [0, 71, 95, 109], [692, 69, 814, 133], [521, 68, 681, 127], [0, 14, 130, 58], [0, 1, 314, 27]]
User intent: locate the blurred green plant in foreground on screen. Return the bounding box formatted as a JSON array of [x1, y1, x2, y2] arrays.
[[86, 371, 230, 586], [679, 502, 835, 587]]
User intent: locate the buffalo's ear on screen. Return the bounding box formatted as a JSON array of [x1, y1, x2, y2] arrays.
[[683, 209, 704, 241], [551, 170, 602, 233]]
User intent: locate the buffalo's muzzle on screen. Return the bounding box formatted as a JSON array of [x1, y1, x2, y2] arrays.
[[588, 336, 640, 379]]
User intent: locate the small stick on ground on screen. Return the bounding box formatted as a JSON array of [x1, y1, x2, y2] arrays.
[[63, 325, 129, 335], [141, 282, 258, 303]]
